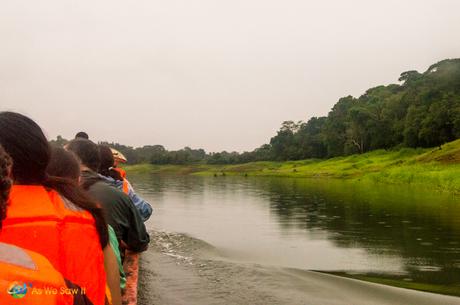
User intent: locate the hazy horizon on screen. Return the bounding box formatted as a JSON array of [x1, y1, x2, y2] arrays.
[[1, 0, 459, 152]]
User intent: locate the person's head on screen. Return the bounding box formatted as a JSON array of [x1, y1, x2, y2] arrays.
[[75, 131, 89, 140], [98, 145, 123, 181], [99, 145, 114, 172], [0, 112, 50, 184], [47, 147, 81, 183], [0, 145, 12, 230], [111, 150, 127, 167], [66, 139, 100, 172]]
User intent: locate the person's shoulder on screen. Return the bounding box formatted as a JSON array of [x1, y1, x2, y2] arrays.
[[87, 179, 112, 194], [99, 174, 123, 188], [93, 180, 131, 203]]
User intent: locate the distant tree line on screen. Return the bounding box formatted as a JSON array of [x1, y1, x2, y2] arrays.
[[50, 58, 460, 164]]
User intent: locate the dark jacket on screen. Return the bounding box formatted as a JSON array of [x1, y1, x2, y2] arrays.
[[81, 170, 150, 254]]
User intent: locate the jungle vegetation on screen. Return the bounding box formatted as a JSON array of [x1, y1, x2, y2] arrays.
[[51, 58, 460, 165]]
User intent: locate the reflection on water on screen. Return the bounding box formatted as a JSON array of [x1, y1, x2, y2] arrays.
[[131, 174, 460, 287]]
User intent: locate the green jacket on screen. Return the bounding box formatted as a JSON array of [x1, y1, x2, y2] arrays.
[[108, 225, 126, 289]]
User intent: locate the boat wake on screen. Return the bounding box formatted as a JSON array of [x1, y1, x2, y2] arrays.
[[138, 230, 460, 305]]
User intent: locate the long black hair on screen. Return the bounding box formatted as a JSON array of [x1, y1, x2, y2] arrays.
[[0, 112, 108, 247], [47, 147, 81, 181], [0, 145, 12, 230]]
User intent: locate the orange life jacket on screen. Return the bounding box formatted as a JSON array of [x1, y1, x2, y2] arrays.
[[112, 167, 129, 194], [113, 167, 127, 179], [0, 185, 106, 305], [122, 178, 129, 195], [0, 242, 73, 305]]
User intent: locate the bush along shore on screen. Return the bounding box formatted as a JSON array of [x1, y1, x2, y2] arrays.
[[124, 139, 460, 193]]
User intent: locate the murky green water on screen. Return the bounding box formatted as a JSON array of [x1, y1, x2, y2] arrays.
[[131, 174, 460, 288]]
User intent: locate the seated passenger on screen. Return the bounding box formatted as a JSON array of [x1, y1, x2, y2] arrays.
[[0, 243, 86, 305], [0, 144, 89, 305], [66, 139, 150, 260], [0, 112, 108, 305], [98, 145, 153, 221], [47, 147, 124, 304]]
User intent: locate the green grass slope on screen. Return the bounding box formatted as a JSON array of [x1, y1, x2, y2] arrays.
[[125, 139, 460, 193]]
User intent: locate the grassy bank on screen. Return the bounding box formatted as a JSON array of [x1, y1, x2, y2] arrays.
[[124, 139, 460, 193]]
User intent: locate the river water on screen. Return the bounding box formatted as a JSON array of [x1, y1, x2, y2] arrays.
[[130, 174, 460, 304]]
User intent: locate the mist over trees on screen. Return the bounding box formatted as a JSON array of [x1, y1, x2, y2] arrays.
[[51, 58, 460, 165]]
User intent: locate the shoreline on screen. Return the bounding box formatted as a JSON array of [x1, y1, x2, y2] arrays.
[[125, 139, 460, 194]]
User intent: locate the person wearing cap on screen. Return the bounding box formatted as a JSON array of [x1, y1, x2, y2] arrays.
[[111, 148, 127, 179]]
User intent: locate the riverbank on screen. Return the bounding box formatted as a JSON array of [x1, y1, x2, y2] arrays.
[[125, 139, 460, 193]]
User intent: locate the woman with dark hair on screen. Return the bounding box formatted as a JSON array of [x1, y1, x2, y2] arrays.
[[98, 145, 153, 222], [0, 145, 93, 305], [0, 112, 107, 305], [48, 147, 123, 305]]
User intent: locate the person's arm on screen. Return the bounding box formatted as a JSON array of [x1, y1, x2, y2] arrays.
[[103, 244, 122, 305], [123, 197, 150, 252], [127, 181, 153, 222]]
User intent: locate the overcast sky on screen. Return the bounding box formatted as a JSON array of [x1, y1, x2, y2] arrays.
[[1, 0, 459, 152]]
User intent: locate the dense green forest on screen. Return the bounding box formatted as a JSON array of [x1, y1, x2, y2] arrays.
[[51, 58, 460, 165]]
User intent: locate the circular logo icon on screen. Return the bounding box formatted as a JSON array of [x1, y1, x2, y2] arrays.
[[7, 281, 28, 299]]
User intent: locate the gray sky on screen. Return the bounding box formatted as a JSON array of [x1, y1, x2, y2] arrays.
[[1, 0, 459, 152]]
